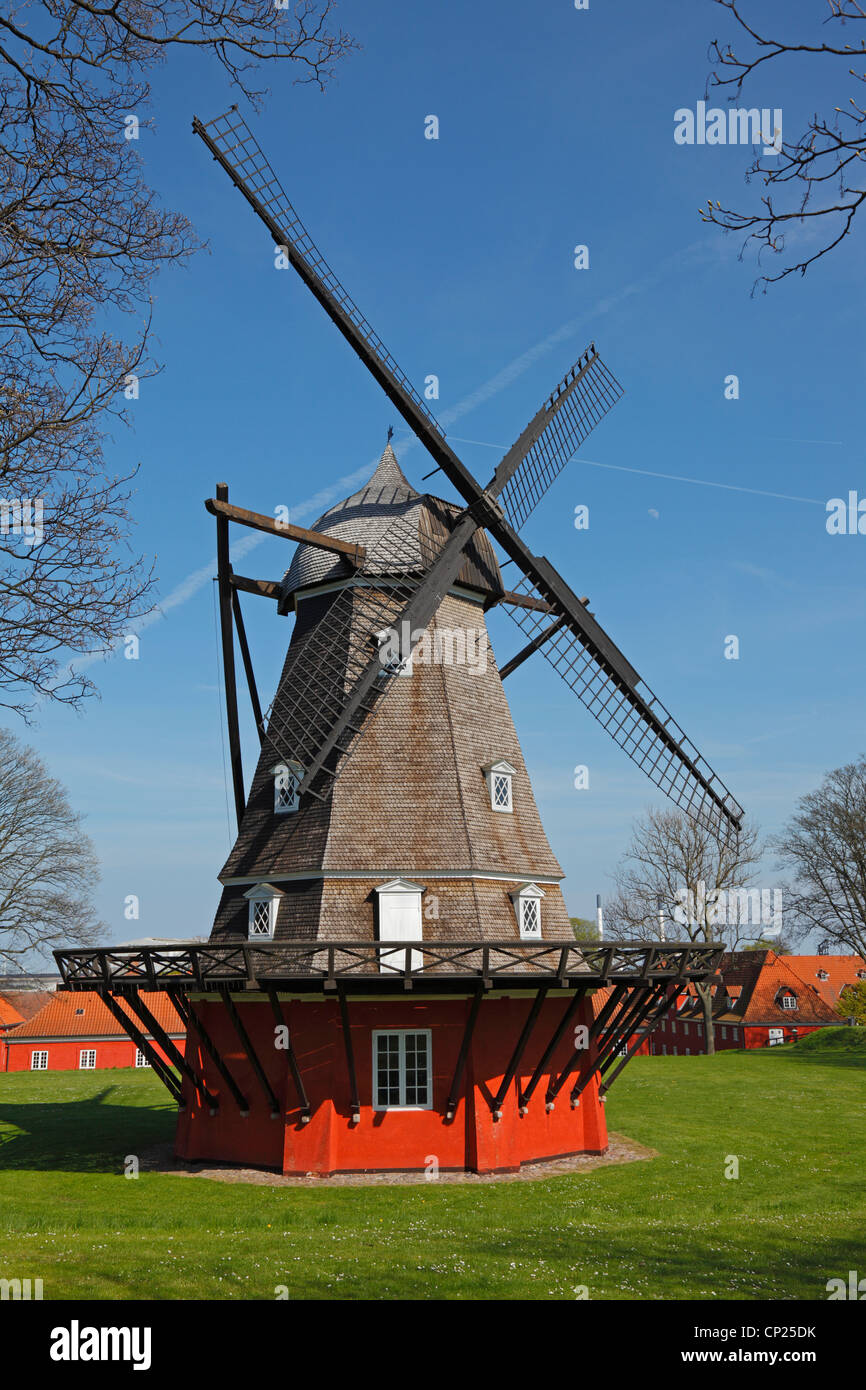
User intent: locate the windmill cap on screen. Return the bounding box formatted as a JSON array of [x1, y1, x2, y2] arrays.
[[281, 443, 424, 604]]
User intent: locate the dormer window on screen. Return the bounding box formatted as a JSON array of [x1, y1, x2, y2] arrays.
[[483, 759, 517, 813], [778, 991, 798, 1011], [375, 878, 424, 972], [244, 883, 283, 939], [272, 760, 302, 814], [511, 882, 544, 940], [816, 969, 829, 981]]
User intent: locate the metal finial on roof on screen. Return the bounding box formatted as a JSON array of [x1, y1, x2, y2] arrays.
[[387, 425, 394, 442]]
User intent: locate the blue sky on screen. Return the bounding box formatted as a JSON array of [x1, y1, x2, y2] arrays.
[[24, 0, 866, 943]]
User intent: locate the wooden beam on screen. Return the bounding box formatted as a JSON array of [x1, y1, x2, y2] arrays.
[[206, 496, 365, 564], [231, 587, 264, 743], [215, 483, 245, 830], [519, 988, 587, 1110], [445, 986, 483, 1121], [123, 990, 218, 1112], [489, 985, 549, 1116], [499, 615, 568, 680], [219, 986, 281, 1117], [229, 573, 281, 600], [98, 989, 184, 1108], [182, 999, 249, 1115], [337, 987, 360, 1123], [500, 589, 590, 614], [266, 990, 311, 1122]]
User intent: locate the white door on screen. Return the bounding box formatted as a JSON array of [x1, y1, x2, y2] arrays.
[[379, 892, 423, 973]]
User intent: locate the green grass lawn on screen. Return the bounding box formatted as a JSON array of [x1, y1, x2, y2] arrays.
[[0, 1046, 863, 1300]]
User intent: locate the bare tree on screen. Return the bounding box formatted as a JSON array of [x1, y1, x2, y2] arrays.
[[0, 2, 357, 716], [774, 757, 866, 959], [701, 0, 866, 288], [605, 807, 763, 1054], [0, 726, 103, 970]]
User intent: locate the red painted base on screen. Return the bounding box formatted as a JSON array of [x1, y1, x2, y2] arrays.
[[175, 994, 608, 1175]]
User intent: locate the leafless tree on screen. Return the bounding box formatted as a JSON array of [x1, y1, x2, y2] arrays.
[[0, 2, 357, 716], [605, 807, 763, 1053], [0, 726, 103, 969], [774, 757, 866, 959], [702, 0, 866, 288]]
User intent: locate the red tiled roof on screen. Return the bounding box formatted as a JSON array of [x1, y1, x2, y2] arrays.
[[7, 990, 185, 1041], [0, 993, 25, 1027], [784, 955, 866, 1012], [716, 951, 840, 1026], [1, 990, 58, 1021]]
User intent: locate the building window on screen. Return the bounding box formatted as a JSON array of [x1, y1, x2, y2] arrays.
[[135, 1049, 150, 1068], [510, 883, 545, 940], [779, 993, 798, 1011], [30, 1050, 48, 1071], [816, 969, 829, 981], [483, 759, 517, 813], [79, 1049, 96, 1070], [272, 761, 302, 814], [375, 879, 424, 973], [74, 1007, 85, 1016], [372, 1030, 432, 1109], [857, 970, 866, 980], [244, 883, 283, 939]]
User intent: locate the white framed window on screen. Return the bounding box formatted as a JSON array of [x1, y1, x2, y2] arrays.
[[244, 883, 283, 939], [483, 759, 517, 813], [30, 1050, 48, 1071], [272, 760, 302, 814], [816, 969, 829, 981], [779, 993, 798, 1011], [372, 1030, 432, 1109], [510, 882, 545, 940], [135, 1049, 150, 1068], [375, 879, 424, 972], [79, 1049, 96, 1070]]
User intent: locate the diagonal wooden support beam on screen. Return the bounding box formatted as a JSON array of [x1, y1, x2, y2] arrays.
[[499, 616, 567, 681], [547, 981, 629, 1103], [182, 998, 249, 1114], [215, 483, 245, 829], [519, 987, 587, 1112], [206, 496, 365, 564], [446, 986, 484, 1121], [122, 990, 218, 1113], [229, 573, 281, 600], [488, 985, 550, 1117], [599, 985, 679, 1096], [219, 987, 280, 1117], [98, 989, 184, 1108], [231, 587, 265, 742], [597, 983, 669, 1077], [337, 987, 360, 1123], [267, 990, 311, 1123]]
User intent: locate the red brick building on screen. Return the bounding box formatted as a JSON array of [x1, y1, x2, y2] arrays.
[[2, 990, 185, 1074]]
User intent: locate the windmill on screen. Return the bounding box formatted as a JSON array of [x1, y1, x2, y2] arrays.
[[193, 106, 744, 845], [52, 108, 737, 1178]]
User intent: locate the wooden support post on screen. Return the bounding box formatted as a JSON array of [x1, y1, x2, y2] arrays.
[[123, 990, 218, 1112], [599, 985, 678, 1095], [231, 587, 264, 743], [549, 980, 628, 1102], [206, 496, 366, 563], [445, 986, 483, 1121], [183, 999, 249, 1114], [267, 990, 311, 1123], [220, 987, 281, 1117], [98, 990, 184, 1108], [499, 616, 567, 681], [519, 987, 587, 1111], [489, 985, 549, 1117], [337, 987, 360, 1123], [215, 482, 245, 830]]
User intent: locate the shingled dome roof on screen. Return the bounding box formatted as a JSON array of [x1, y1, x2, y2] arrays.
[[282, 444, 424, 603]]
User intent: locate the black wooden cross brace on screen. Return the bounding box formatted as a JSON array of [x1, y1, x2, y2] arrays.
[[122, 990, 219, 1112], [182, 998, 250, 1114], [547, 981, 629, 1103], [98, 989, 184, 1107], [596, 982, 670, 1078], [267, 989, 311, 1122], [446, 986, 484, 1121], [599, 985, 679, 1096], [337, 987, 360, 1121], [219, 986, 281, 1117], [569, 983, 659, 1103], [231, 586, 264, 743], [518, 986, 588, 1110], [499, 615, 568, 681], [488, 985, 550, 1116]]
